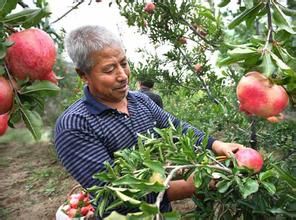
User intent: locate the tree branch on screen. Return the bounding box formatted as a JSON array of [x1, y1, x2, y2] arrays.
[[50, 0, 85, 25]]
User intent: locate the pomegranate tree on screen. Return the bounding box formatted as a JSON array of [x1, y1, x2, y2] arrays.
[[5, 28, 56, 80], [236, 71, 289, 118], [0, 113, 9, 136], [0, 76, 14, 114], [235, 148, 263, 173]]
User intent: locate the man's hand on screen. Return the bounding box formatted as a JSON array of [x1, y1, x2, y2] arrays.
[[212, 140, 245, 157]]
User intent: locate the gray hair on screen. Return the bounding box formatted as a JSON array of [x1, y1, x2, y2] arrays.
[[65, 25, 124, 73]]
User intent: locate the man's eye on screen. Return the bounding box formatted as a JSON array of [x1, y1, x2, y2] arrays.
[[121, 62, 128, 67]]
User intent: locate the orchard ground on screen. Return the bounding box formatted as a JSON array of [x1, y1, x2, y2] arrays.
[[0, 127, 194, 220]]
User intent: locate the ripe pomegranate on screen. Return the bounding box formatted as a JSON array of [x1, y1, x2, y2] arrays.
[[0, 113, 9, 136], [40, 71, 58, 84], [194, 64, 203, 73], [144, 2, 155, 13], [6, 28, 56, 80], [237, 71, 289, 118], [235, 148, 263, 173], [0, 77, 14, 114]]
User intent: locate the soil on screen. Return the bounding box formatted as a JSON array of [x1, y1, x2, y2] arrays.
[[0, 140, 195, 220]]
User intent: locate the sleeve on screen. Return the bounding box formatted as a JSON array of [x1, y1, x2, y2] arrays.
[[54, 114, 113, 189], [144, 96, 216, 149]]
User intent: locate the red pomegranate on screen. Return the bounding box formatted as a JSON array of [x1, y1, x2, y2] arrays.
[[237, 71, 289, 118], [0, 77, 14, 114], [0, 113, 9, 136], [144, 2, 155, 13], [235, 148, 263, 173], [5, 28, 56, 80]]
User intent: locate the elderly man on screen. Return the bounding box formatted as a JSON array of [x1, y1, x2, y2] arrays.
[[54, 25, 244, 218]]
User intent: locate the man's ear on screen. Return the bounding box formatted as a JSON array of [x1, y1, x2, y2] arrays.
[[75, 68, 88, 83]]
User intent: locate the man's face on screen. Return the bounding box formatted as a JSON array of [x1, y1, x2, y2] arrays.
[[82, 46, 130, 103]]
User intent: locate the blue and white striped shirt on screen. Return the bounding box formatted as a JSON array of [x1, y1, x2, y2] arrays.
[[54, 86, 215, 216]]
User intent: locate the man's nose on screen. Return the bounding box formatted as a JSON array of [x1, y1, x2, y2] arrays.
[[117, 66, 128, 81]]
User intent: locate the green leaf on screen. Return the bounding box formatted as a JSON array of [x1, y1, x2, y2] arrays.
[[20, 108, 43, 140], [272, 164, 296, 189], [193, 171, 203, 188], [0, 0, 18, 18], [270, 51, 294, 73], [143, 160, 165, 176], [261, 181, 276, 195], [228, 3, 264, 29], [217, 0, 230, 8], [259, 170, 275, 181], [107, 186, 140, 193], [3, 8, 50, 28], [20, 81, 60, 96], [104, 211, 127, 220], [272, 3, 289, 25], [139, 203, 158, 215], [278, 4, 296, 17], [115, 190, 141, 205], [162, 211, 182, 220], [217, 179, 233, 193], [261, 52, 276, 77], [268, 208, 296, 218], [228, 47, 257, 57], [239, 178, 259, 199]]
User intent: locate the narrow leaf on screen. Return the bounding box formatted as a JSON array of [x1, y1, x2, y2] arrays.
[[21, 108, 42, 140], [143, 160, 165, 175], [104, 211, 127, 220], [259, 170, 275, 181], [0, 0, 18, 18], [20, 81, 60, 95], [217, 179, 233, 193], [239, 178, 259, 199], [228, 3, 264, 29], [272, 165, 296, 188], [218, 0, 230, 7], [261, 181, 276, 195], [115, 191, 141, 205]]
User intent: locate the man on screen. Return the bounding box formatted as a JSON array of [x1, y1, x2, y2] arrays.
[[138, 78, 163, 108], [54, 25, 244, 218]]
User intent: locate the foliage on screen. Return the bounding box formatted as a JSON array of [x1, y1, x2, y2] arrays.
[[0, 0, 61, 140], [89, 125, 296, 219]]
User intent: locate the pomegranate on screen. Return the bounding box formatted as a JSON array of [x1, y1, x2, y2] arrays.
[[237, 71, 289, 118], [6, 28, 56, 80], [40, 71, 58, 84], [144, 2, 155, 13], [235, 148, 263, 173], [0, 113, 9, 136], [0, 77, 14, 114], [194, 64, 203, 73]]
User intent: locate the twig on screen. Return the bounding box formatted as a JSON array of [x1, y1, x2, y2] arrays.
[[155, 163, 233, 219], [249, 117, 257, 149], [18, 1, 29, 8], [50, 1, 85, 25], [177, 47, 220, 105], [266, 0, 273, 43], [180, 17, 218, 48]]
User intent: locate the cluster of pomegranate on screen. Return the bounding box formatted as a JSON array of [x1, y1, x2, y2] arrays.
[[0, 28, 57, 136], [62, 191, 95, 219]]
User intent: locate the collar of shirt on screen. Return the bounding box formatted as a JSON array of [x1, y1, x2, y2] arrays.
[[82, 86, 136, 115]]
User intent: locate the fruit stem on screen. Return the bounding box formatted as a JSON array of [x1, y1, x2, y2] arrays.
[[249, 117, 257, 149], [4, 63, 23, 107]]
